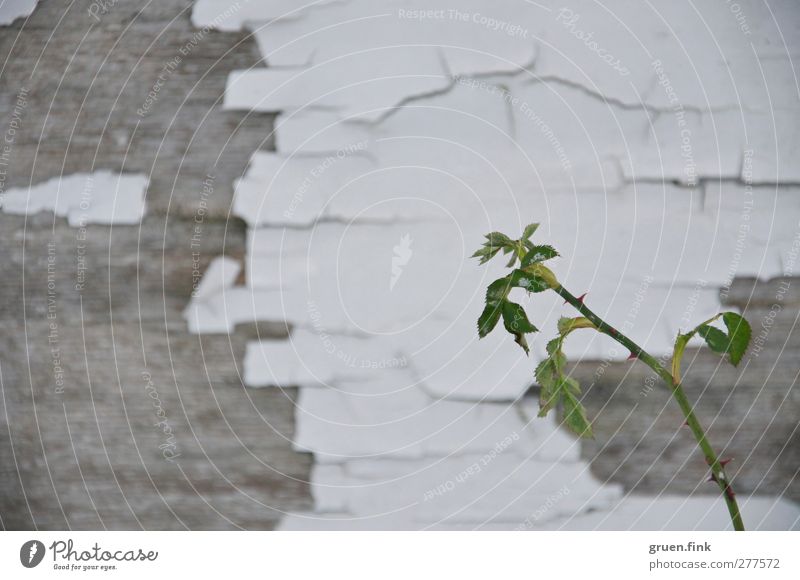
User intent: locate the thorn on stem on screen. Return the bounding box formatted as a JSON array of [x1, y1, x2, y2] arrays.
[[707, 474, 718, 483], [564, 292, 588, 306], [720, 458, 733, 468], [627, 352, 638, 361]]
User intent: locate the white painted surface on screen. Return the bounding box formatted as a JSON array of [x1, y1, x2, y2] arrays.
[[1, 171, 148, 226], [279, 495, 800, 530], [0, 0, 37, 25], [189, 0, 800, 529]]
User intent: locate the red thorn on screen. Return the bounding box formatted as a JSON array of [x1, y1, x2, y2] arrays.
[[564, 292, 589, 306], [720, 458, 733, 468], [724, 485, 736, 500], [627, 352, 638, 361], [683, 420, 690, 427]]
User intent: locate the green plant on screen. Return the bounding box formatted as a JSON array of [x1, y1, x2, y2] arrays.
[[473, 224, 752, 531]]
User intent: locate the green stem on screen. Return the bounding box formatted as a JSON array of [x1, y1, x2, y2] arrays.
[[554, 284, 745, 531]]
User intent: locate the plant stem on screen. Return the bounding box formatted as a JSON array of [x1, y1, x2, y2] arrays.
[[553, 284, 745, 531]]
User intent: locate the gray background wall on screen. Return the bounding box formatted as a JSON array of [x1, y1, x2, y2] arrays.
[[0, 0, 797, 529]]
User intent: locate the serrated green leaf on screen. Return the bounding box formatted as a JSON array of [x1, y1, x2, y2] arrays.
[[508, 269, 550, 293], [537, 385, 558, 417], [697, 324, 729, 355], [535, 355, 556, 386], [477, 300, 503, 338], [562, 391, 593, 438], [557, 317, 573, 335], [535, 345, 562, 385], [473, 231, 518, 266], [723, 312, 751, 366], [536, 339, 565, 415], [672, 311, 751, 379], [486, 276, 513, 301], [557, 316, 595, 336], [502, 301, 537, 335], [520, 244, 559, 267], [501, 301, 537, 355], [522, 223, 540, 240], [535, 358, 559, 416], [484, 232, 513, 246], [545, 337, 562, 357], [535, 336, 591, 436], [520, 262, 559, 289], [562, 376, 581, 396], [471, 245, 501, 265]]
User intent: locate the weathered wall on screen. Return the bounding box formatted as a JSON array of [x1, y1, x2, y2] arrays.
[[575, 277, 800, 502], [187, 0, 800, 529], [0, 0, 273, 217], [0, 0, 798, 530], [0, 0, 309, 530]]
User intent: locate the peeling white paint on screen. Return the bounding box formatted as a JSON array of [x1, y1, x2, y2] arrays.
[[279, 496, 800, 530], [190, 256, 241, 301], [1, 171, 148, 226], [191, 0, 340, 31], [0, 0, 37, 25], [189, 0, 800, 529], [233, 151, 374, 227], [224, 47, 451, 121]]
